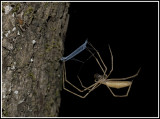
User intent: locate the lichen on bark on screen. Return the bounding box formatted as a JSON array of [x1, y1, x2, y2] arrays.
[[2, 2, 70, 117]]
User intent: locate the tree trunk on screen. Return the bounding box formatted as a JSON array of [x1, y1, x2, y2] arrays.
[[2, 2, 69, 117]]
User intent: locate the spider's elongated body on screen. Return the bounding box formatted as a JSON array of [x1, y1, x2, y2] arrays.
[[94, 74, 132, 89], [62, 41, 141, 98], [106, 81, 132, 89]]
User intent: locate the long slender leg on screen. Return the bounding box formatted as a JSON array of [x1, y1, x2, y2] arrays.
[[106, 85, 117, 97], [76, 43, 110, 89], [107, 68, 141, 81], [63, 82, 98, 98], [76, 51, 97, 89], [87, 42, 108, 75], [77, 75, 96, 91], [63, 62, 100, 98], [63, 62, 98, 93], [77, 76, 87, 89], [86, 48, 105, 74], [125, 81, 133, 97], [81, 83, 101, 98], [106, 44, 113, 78]]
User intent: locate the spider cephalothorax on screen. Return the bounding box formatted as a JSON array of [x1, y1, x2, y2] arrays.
[[94, 73, 107, 83]]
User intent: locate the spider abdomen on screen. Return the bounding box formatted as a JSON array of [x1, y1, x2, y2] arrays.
[[105, 81, 132, 89]]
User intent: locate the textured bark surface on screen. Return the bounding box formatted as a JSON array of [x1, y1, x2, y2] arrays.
[[2, 2, 69, 117]]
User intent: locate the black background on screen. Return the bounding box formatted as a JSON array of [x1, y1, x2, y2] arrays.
[[59, 2, 158, 117]]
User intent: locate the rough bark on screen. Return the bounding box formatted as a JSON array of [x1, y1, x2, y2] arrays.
[[2, 2, 69, 117]]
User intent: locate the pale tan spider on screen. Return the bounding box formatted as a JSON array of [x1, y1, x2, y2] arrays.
[[62, 41, 141, 98]]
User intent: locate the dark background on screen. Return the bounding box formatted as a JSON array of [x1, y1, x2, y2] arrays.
[[59, 2, 158, 117]]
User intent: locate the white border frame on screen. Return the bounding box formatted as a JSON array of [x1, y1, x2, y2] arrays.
[[1, 1, 159, 118]]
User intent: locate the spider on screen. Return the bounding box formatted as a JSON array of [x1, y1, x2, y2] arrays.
[[62, 41, 141, 98]]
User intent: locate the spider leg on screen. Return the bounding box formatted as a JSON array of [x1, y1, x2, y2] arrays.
[[76, 51, 97, 90], [81, 83, 101, 98], [106, 44, 113, 78], [77, 76, 87, 89], [125, 81, 132, 96], [107, 68, 141, 81], [76, 42, 111, 89], [63, 83, 98, 98], [63, 62, 98, 94], [63, 63, 100, 98], [87, 42, 108, 75]]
